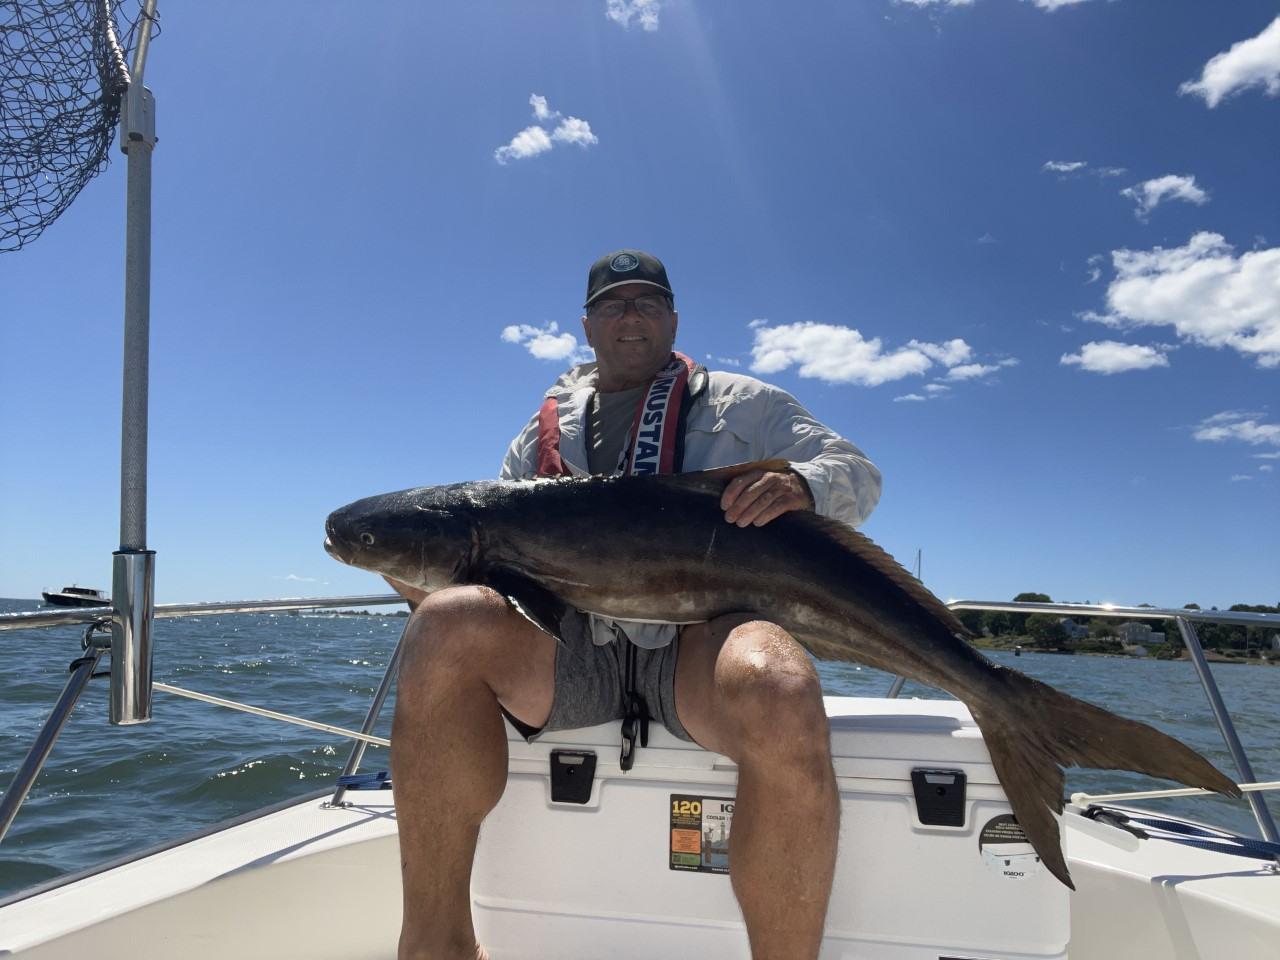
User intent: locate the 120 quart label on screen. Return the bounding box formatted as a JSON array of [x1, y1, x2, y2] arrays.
[[669, 794, 735, 874]]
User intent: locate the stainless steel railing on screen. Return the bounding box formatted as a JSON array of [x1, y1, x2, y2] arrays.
[[885, 599, 1280, 843], [0, 593, 406, 845], [0, 593, 405, 632]]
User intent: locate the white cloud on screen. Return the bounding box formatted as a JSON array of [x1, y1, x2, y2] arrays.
[[1180, 15, 1280, 108], [748, 318, 770, 329], [910, 337, 972, 367], [1120, 174, 1209, 220], [530, 94, 558, 122], [494, 125, 553, 165], [1043, 160, 1128, 180], [283, 574, 319, 582], [1060, 341, 1171, 374], [1024, 0, 1096, 9], [551, 116, 599, 148], [1254, 451, 1280, 460], [1230, 474, 1255, 482], [495, 95, 598, 165], [751, 323, 932, 386], [748, 323, 1013, 390], [1261, 464, 1275, 472], [1085, 233, 1280, 367], [706, 354, 741, 368], [502, 321, 592, 363], [894, 382, 952, 403], [606, 0, 662, 30], [945, 358, 1019, 380], [976, 232, 997, 245], [1193, 411, 1280, 447], [1086, 253, 1105, 284]]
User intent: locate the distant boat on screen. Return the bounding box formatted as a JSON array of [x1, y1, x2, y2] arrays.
[[40, 585, 110, 608]]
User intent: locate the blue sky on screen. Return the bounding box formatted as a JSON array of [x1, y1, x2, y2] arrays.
[[2, 0, 1277, 610]]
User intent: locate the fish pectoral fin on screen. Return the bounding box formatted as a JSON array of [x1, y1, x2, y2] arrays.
[[658, 459, 794, 496], [481, 565, 569, 637]]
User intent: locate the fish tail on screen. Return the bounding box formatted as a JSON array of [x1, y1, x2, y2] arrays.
[[969, 666, 1241, 889]]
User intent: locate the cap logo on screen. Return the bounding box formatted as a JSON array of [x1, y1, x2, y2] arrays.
[[610, 253, 639, 272]]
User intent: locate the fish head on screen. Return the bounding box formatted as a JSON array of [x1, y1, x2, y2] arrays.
[[324, 486, 475, 592]]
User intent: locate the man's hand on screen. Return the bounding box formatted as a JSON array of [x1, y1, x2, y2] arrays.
[[721, 469, 814, 527]]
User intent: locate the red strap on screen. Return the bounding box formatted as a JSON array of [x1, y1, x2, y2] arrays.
[[536, 397, 573, 477], [656, 354, 695, 473]]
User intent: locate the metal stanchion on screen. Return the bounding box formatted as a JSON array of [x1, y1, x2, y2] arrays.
[[110, 0, 158, 725]]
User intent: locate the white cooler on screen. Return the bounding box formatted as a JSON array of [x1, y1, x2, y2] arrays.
[[473, 695, 1070, 959]]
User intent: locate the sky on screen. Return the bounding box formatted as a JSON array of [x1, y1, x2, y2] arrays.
[[1, 0, 1278, 611]]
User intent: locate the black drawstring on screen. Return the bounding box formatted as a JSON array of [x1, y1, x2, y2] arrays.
[[619, 636, 649, 772]]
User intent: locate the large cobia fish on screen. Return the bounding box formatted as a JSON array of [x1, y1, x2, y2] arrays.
[[324, 459, 1239, 888]]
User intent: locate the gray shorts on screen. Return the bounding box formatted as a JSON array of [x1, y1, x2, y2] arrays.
[[502, 605, 694, 743]]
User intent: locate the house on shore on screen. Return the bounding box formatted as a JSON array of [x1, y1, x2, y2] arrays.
[[1116, 621, 1165, 645]]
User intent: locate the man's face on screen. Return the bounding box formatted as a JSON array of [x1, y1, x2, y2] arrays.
[[581, 282, 679, 391]]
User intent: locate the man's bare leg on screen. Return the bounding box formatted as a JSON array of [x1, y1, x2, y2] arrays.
[[391, 585, 557, 960], [676, 615, 839, 960]]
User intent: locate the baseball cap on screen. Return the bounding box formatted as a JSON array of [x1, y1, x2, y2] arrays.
[[584, 250, 674, 307]]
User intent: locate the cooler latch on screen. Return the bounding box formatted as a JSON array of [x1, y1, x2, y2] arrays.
[[550, 749, 597, 804], [911, 768, 967, 826]]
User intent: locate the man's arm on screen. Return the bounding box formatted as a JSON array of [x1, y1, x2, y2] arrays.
[[499, 412, 540, 481], [722, 383, 881, 528]]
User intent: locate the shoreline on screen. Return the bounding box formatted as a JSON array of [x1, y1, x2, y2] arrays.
[[970, 637, 1276, 666]]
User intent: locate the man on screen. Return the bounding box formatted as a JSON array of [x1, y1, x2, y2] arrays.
[[389, 250, 881, 960]]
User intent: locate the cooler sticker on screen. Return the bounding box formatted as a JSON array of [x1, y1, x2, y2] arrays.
[[978, 814, 1042, 880], [669, 794, 735, 874]]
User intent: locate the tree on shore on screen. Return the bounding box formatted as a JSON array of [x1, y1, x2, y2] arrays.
[[1025, 613, 1066, 649], [1010, 592, 1051, 635]]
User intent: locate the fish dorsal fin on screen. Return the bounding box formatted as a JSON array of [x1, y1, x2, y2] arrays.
[[656, 459, 793, 496], [792, 511, 971, 637]]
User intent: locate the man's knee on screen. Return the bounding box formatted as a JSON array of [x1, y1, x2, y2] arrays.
[[398, 586, 515, 689], [714, 623, 829, 759], [396, 585, 556, 726]]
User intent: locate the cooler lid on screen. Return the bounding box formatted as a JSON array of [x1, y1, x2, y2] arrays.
[[823, 696, 998, 784]]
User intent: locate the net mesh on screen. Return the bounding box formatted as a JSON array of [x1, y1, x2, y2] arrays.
[[1, 0, 157, 252]]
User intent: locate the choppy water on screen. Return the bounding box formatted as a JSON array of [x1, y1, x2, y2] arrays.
[[1, 597, 1276, 901]]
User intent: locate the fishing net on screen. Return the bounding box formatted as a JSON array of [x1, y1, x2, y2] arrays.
[[1, 0, 158, 253]]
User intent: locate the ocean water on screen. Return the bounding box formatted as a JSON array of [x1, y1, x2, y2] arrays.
[[1, 597, 1276, 901]]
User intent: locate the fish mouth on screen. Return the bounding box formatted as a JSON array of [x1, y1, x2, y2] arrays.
[[324, 516, 353, 564], [323, 535, 350, 563]]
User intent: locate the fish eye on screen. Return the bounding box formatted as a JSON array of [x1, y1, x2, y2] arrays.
[[360, 532, 375, 545]]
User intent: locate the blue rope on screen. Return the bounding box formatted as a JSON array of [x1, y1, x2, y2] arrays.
[[337, 770, 392, 791], [1100, 807, 1280, 861]]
